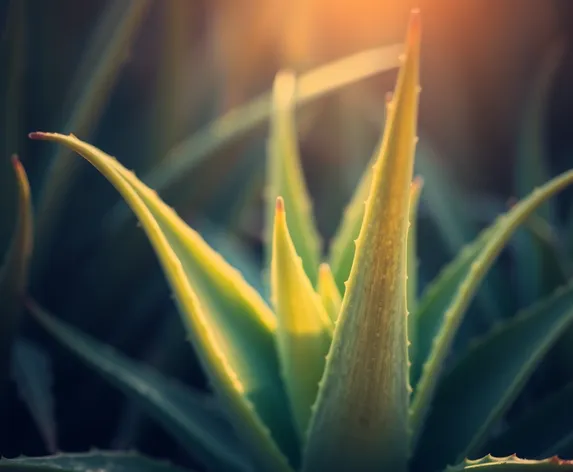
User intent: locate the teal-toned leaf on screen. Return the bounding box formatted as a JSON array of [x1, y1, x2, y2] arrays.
[[0, 451, 193, 472], [407, 177, 423, 363], [266, 71, 321, 285], [105, 43, 404, 231], [32, 0, 151, 280], [487, 382, 573, 460], [445, 455, 573, 471], [303, 12, 420, 471], [271, 197, 332, 438], [413, 280, 573, 471], [327, 92, 392, 293], [10, 339, 56, 453], [0, 157, 33, 368], [28, 301, 251, 472], [317, 263, 342, 323], [29, 132, 297, 472], [513, 40, 565, 307], [409, 168, 573, 442]]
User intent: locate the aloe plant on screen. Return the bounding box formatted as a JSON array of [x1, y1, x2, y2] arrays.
[[17, 11, 573, 472]]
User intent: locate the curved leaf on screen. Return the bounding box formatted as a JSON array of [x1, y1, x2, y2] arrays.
[[0, 452, 192, 472], [413, 280, 573, 471], [271, 197, 332, 438], [317, 263, 342, 323], [409, 168, 573, 442], [29, 132, 297, 472], [445, 455, 573, 471], [303, 12, 420, 471], [29, 301, 251, 472], [0, 157, 33, 366], [266, 71, 321, 285]]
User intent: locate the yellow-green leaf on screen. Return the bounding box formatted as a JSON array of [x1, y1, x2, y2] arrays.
[[266, 71, 321, 285], [444, 455, 573, 471], [302, 11, 421, 472], [271, 197, 332, 439], [409, 168, 573, 445], [29, 132, 297, 472], [0, 157, 33, 366], [317, 263, 342, 323], [407, 176, 423, 362]]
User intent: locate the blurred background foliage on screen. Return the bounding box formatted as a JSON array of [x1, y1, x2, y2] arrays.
[[2, 0, 573, 470]]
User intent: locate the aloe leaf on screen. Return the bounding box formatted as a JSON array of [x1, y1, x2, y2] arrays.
[[487, 382, 573, 460], [409, 168, 573, 442], [0, 451, 193, 472], [10, 339, 56, 453], [0, 157, 33, 368], [104, 43, 404, 230], [407, 177, 423, 362], [32, 0, 151, 280], [266, 71, 321, 285], [28, 301, 251, 472], [29, 132, 297, 472], [317, 263, 342, 323], [413, 281, 573, 471], [513, 40, 565, 307], [302, 12, 420, 471], [327, 92, 392, 293], [271, 197, 333, 438], [444, 455, 573, 471]]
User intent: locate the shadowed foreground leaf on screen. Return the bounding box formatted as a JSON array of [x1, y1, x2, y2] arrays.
[[29, 132, 297, 472], [302, 11, 420, 472], [445, 455, 573, 471], [414, 280, 573, 471], [0, 452, 193, 472], [29, 301, 251, 472]]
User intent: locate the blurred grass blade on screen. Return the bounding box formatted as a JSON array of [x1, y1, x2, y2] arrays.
[[29, 132, 297, 472], [487, 381, 573, 460], [266, 71, 321, 285], [445, 456, 573, 471], [33, 0, 151, 279], [105, 43, 404, 229], [303, 12, 420, 471], [410, 168, 573, 444], [317, 263, 342, 323], [513, 40, 565, 307], [29, 301, 251, 472], [271, 197, 332, 438], [0, 157, 33, 369], [407, 177, 423, 362], [0, 451, 193, 472], [10, 338, 56, 453], [413, 281, 573, 471], [328, 92, 391, 293]]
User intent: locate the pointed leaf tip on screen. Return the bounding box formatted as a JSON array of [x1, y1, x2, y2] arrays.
[[276, 196, 285, 213]]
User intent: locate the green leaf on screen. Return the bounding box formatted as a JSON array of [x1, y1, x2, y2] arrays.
[[28, 301, 251, 472], [271, 197, 332, 438], [29, 132, 297, 472], [513, 40, 565, 307], [105, 43, 404, 231], [409, 168, 573, 442], [302, 12, 420, 472], [266, 71, 321, 285], [487, 382, 573, 460], [317, 263, 342, 323], [0, 451, 193, 472], [0, 157, 33, 368], [32, 0, 151, 280], [407, 177, 423, 363], [413, 280, 573, 471], [445, 455, 573, 471], [10, 339, 56, 453], [327, 92, 392, 293]]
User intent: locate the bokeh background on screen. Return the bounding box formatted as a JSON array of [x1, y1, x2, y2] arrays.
[[1, 0, 573, 470]]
